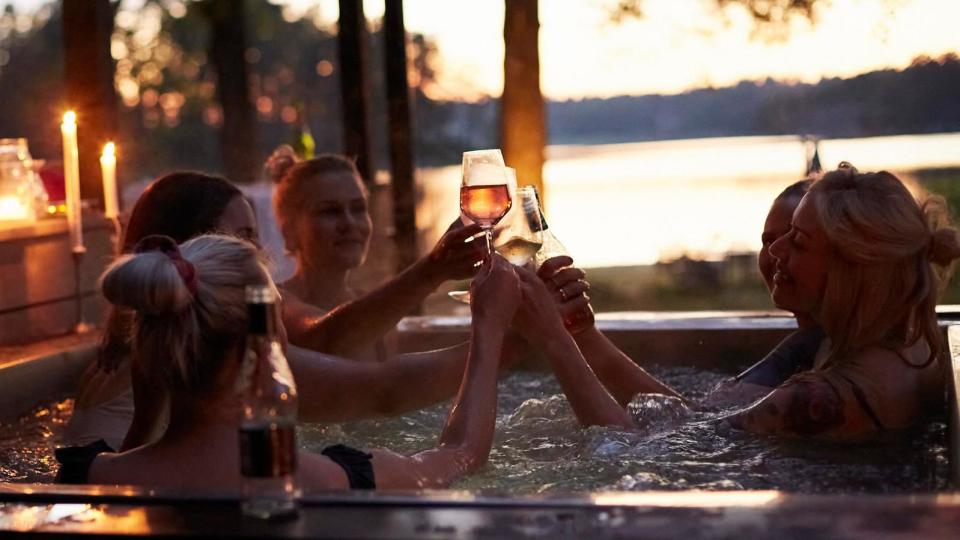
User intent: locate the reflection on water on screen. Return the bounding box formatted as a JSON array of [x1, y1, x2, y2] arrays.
[[300, 368, 948, 494], [418, 133, 960, 267], [0, 399, 72, 483]]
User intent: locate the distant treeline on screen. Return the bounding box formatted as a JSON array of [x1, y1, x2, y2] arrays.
[[423, 54, 960, 164]]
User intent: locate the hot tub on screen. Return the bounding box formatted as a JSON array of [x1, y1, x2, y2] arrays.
[[1, 312, 959, 538]]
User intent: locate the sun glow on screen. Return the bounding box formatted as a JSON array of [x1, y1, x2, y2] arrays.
[[278, 0, 960, 100]]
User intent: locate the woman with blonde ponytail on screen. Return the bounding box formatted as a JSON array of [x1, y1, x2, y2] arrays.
[[65, 171, 501, 454], [58, 234, 522, 491], [728, 167, 957, 440]]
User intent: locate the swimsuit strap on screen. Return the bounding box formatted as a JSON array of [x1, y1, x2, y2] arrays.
[[321, 444, 376, 489], [833, 372, 886, 432], [55, 439, 115, 484]]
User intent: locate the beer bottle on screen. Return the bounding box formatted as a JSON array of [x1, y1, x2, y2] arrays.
[[237, 285, 298, 519]]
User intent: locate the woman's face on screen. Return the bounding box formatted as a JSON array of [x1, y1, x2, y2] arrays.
[[217, 195, 259, 245], [295, 171, 372, 271], [758, 196, 801, 293], [768, 194, 830, 318]]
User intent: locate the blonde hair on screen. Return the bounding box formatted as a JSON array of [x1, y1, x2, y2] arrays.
[[266, 145, 365, 255], [810, 168, 960, 368], [100, 234, 271, 395]]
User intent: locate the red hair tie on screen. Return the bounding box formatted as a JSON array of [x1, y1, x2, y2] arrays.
[[133, 235, 199, 295]]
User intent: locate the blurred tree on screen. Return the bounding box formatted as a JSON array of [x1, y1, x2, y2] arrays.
[[198, 0, 258, 183], [500, 0, 827, 202], [502, 0, 545, 198], [0, 1, 448, 188]]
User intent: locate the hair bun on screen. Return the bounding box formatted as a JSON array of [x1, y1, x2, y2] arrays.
[[265, 145, 298, 184], [100, 251, 195, 316], [929, 228, 960, 266]]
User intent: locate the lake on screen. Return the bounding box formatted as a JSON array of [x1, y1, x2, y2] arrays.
[[417, 132, 960, 268]]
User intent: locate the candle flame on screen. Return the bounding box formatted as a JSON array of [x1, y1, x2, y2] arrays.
[[102, 142, 115, 159], [63, 111, 76, 125]]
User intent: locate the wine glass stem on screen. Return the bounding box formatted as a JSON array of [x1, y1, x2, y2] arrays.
[[483, 228, 493, 255]]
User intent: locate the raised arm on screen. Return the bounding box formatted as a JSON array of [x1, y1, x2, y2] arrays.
[[363, 255, 520, 489], [287, 342, 469, 422], [514, 266, 634, 429], [283, 222, 485, 356], [538, 256, 682, 406]]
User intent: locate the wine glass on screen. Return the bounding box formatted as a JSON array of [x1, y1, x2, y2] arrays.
[[448, 169, 535, 304], [493, 186, 543, 266], [460, 149, 512, 253]]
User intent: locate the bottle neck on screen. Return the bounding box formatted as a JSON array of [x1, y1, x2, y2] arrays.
[[247, 301, 278, 338]]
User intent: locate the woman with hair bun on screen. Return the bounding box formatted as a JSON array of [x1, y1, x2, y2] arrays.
[[59, 234, 520, 490], [727, 167, 957, 439], [65, 171, 493, 454], [266, 146, 487, 361]]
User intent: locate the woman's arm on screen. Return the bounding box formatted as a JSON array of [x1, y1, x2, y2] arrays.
[[287, 343, 469, 422], [537, 256, 682, 406], [514, 266, 634, 429], [283, 222, 485, 357], [724, 372, 877, 441], [360, 255, 520, 489]]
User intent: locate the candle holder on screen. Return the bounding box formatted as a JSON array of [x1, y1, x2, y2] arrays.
[[71, 245, 93, 334], [108, 215, 123, 256]]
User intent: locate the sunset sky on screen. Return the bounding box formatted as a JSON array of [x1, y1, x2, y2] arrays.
[[6, 0, 959, 100], [291, 0, 960, 100]]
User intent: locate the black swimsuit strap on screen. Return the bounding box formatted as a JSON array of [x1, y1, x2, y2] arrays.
[[55, 439, 115, 484], [321, 444, 376, 489], [834, 372, 886, 431]]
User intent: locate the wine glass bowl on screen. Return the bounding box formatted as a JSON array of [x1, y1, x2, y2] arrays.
[[460, 150, 512, 249]]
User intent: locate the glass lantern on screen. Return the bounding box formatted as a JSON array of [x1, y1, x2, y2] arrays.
[[0, 138, 49, 225]]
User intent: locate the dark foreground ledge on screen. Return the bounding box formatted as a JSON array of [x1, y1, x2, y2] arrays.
[[1, 485, 959, 538]]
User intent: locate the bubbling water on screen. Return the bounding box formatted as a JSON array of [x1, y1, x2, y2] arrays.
[[0, 366, 948, 492], [299, 367, 948, 494]]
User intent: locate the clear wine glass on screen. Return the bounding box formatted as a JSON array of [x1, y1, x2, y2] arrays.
[[448, 168, 533, 304], [460, 149, 512, 253], [492, 186, 543, 266]]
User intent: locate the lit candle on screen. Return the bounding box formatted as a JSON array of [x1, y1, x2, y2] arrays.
[[61, 111, 83, 252], [100, 142, 119, 220]]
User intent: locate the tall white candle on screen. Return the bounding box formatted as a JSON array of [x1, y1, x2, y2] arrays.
[[61, 111, 83, 252], [100, 142, 118, 220]]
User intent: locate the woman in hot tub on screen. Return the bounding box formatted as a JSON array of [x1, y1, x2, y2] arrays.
[[522, 166, 956, 440]]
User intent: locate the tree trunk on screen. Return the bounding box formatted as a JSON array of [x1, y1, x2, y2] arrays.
[[208, 0, 258, 184], [383, 0, 418, 273], [337, 0, 374, 185], [502, 0, 546, 200]]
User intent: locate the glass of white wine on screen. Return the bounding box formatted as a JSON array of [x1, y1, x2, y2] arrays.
[[492, 186, 543, 265]]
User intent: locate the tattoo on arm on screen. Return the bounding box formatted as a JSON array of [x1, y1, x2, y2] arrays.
[[780, 379, 845, 435], [727, 377, 845, 436]]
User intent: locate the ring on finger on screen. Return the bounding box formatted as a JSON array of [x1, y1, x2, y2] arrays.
[[558, 285, 568, 301]]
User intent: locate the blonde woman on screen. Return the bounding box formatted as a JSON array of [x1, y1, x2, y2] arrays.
[[727, 168, 957, 439], [268, 147, 486, 362], [519, 167, 955, 441], [58, 234, 521, 490]]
